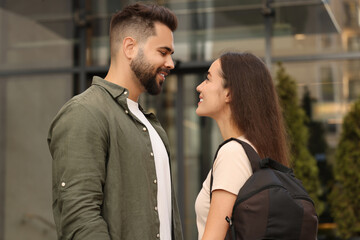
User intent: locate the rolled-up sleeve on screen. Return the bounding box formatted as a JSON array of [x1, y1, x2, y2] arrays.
[[48, 101, 110, 240]]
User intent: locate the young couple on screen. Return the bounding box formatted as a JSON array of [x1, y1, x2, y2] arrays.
[[47, 2, 289, 240]]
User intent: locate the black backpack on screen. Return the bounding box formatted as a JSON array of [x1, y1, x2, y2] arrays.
[[210, 138, 318, 240]]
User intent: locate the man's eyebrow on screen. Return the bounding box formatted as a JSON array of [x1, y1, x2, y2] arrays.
[[159, 46, 174, 54]]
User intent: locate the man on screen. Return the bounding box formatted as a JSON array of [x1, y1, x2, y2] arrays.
[[47, 3, 183, 240]]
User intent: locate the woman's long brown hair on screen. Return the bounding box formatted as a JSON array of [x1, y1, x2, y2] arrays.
[[220, 52, 290, 167]]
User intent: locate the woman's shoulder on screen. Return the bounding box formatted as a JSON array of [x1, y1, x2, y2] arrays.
[[212, 136, 254, 193], [218, 136, 255, 156]]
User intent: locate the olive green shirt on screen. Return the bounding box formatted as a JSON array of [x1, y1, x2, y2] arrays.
[[48, 76, 183, 240]]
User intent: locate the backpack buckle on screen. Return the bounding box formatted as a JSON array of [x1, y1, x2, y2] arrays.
[[225, 216, 233, 226], [260, 158, 271, 168]]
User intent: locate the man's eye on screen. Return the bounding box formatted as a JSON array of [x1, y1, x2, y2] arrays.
[[160, 51, 166, 56]]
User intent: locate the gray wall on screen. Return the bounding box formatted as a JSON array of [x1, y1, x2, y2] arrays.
[[0, 1, 73, 239]]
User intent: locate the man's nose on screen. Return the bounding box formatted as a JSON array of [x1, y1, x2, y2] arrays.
[[165, 55, 175, 69]]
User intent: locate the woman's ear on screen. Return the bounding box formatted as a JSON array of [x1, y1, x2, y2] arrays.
[[225, 89, 231, 103], [123, 37, 137, 59]]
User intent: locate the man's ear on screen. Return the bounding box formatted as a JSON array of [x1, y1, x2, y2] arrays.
[[122, 37, 137, 59]]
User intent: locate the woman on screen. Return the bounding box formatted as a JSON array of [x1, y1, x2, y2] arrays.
[[195, 52, 290, 240]]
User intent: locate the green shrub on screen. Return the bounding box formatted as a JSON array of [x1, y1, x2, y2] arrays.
[[330, 97, 360, 239], [275, 62, 324, 216]]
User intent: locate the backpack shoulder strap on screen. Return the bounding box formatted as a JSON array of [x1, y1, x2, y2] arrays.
[[210, 137, 262, 201], [260, 157, 292, 174]]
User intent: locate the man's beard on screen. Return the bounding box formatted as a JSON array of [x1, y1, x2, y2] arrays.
[[130, 49, 168, 95]]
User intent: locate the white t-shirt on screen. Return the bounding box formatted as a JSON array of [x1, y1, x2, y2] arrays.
[[127, 98, 172, 240], [194, 136, 254, 240]]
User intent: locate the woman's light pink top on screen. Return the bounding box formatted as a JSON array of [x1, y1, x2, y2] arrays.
[[195, 136, 255, 240]]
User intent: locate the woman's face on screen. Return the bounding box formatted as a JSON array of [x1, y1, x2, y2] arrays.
[[196, 59, 230, 119]]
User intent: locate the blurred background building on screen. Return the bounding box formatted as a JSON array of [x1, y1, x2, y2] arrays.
[[0, 0, 359, 239]]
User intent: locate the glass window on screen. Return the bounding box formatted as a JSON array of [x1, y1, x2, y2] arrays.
[[140, 72, 223, 240], [0, 1, 75, 71], [2, 1, 360, 239], [0, 74, 73, 240], [86, 0, 114, 67], [349, 76, 360, 100], [274, 59, 360, 148], [320, 66, 335, 102], [272, 0, 360, 56], [171, 0, 266, 62]]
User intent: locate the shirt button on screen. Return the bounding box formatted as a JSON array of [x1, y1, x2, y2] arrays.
[[156, 233, 160, 238], [61, 182, 66, 187], [150, 152, 154, 157], [124, 91, 128, 95], [153, 179, 157, 184], [143, 127, 147, 132], [154, 206, 158, 211]]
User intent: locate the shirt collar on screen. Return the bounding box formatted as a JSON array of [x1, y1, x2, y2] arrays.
[[91, 76, 128, 99], [91, 76, 153, 116]]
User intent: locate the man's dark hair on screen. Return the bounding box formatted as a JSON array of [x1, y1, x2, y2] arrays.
[[110, 2, 177, 57]]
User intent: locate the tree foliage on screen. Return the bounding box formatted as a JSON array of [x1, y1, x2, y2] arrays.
[[301, 86, 328, 157], [275, 62, 324, 215], [330, 97, 360, 239]]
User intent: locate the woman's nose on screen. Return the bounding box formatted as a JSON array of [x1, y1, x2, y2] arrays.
[[196, 83, 202, 92]]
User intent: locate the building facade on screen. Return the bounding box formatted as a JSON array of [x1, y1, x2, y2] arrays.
[[1, 0, 359, 239]]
